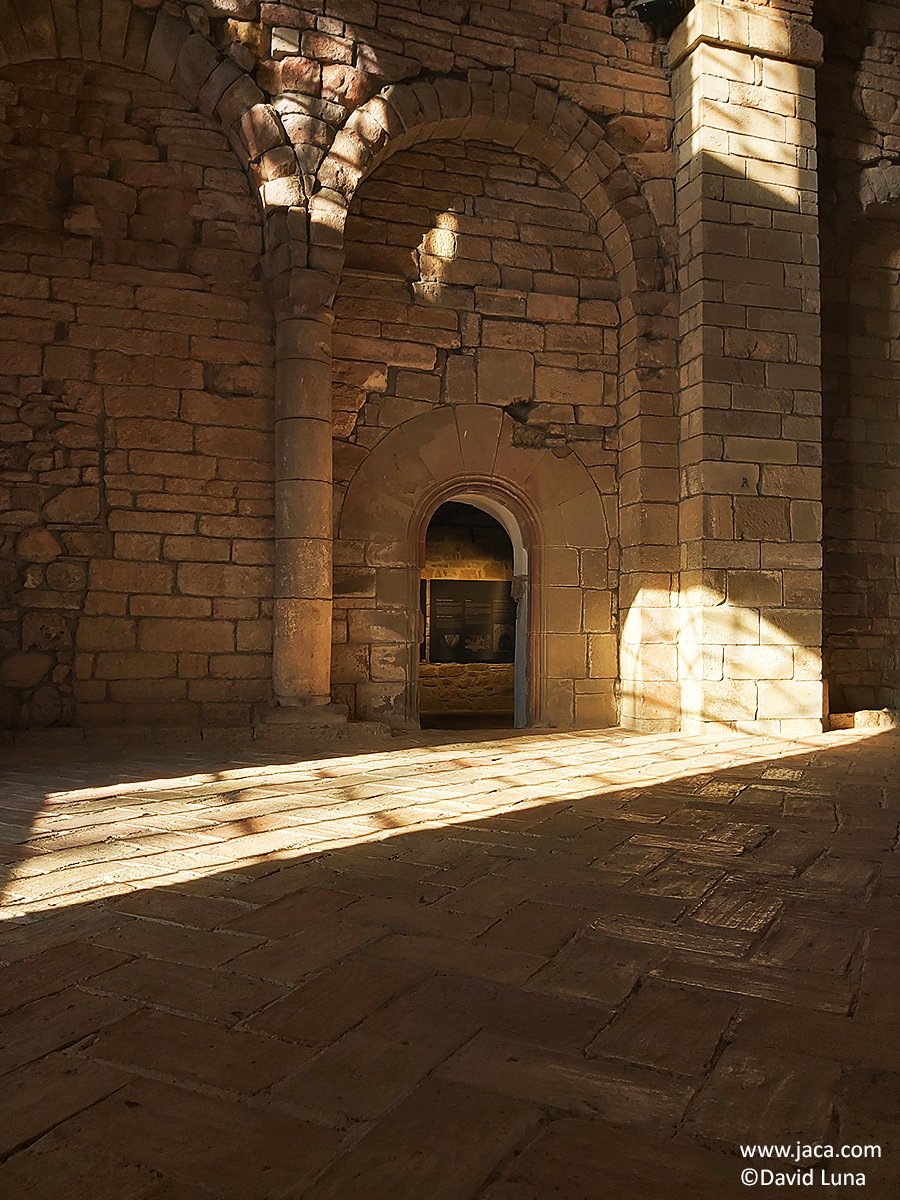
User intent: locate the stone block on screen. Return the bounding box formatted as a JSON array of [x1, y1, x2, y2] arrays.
[[545, 547, 579, 587], [546, 634, 587, 680], [544, 587, 582, 634], [76, 617, 136, 652], [475, 348, 534, 405], [16, 527, 62, 563], [588, 633, 618, 679], [724, 645, 793, 680], [178, 563, 272, 598], [760, 608, 822, 647], [89, 561, 173, 595], [43, 488, 101, 524], [726, 570, 782, 608], [349, 608, 410, 645], [757, 679, 823, 720], [583, 589, 612, 633], [138, 619, 234, 653], [371, 643, 407, 681], [442, 354, 476, 405], [0, 652, 53, 689], [733, 497, 790, 542]]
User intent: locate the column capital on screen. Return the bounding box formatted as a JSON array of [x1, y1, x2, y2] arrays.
[[670, 0, 823, 70]]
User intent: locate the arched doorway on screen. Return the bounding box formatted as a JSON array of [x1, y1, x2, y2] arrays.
[[418, 499, 528, 728]]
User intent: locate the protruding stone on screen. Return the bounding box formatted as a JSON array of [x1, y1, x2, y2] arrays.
[[16, 527, 62, 564], [43, 488, 101, 525], [1, 653, 53, 689]]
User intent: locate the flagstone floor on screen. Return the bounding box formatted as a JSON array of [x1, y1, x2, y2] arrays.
[[0, 722, 898, 1199]]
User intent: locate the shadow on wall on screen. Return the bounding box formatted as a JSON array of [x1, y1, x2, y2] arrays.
[[614, 38, 828, 735], [0, 725, 896, 1195]]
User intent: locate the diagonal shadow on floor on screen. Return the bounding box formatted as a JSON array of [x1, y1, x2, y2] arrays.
[[0, 726, 898, 1200]]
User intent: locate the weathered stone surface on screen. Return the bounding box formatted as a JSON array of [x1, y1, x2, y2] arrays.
[[0, 652, 53, 689], [30, 685, 63, 726], [42, 488, 101, 525], [16, 527, 62, 563]]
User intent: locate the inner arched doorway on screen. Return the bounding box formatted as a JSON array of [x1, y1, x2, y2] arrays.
[[418, 500, 527, 728]]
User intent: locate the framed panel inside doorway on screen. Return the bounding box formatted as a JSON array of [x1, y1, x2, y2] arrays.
[[427, 579, 516, 664]]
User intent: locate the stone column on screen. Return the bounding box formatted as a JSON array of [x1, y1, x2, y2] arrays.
[[272, 307, 334, 706], [672, 2, 825, 735]]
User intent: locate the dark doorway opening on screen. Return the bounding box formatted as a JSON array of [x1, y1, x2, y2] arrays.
[[419, 502, 516, 729]]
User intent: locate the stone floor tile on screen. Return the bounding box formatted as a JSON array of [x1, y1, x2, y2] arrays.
[[0, 986, 137, 1075], [107, 890, 250, 930], [297, 1078, 542, 1200], [434, 852, 498, 888], [226, 915, 386, 983], [339, 894, 498, 939], [433, 873, 547, 916], [803, 855, 877, 891], [361, 972, 611, 1053], [475, 899, 585, 957], [437, 1031, 695, 1126], [266, 1024, 469, 1121], [588, 980, 738, 1075], [87, 955, 287, 1025], [221, 885, 357, 937], [0, 1141, 162, 1200], [633, 861, 724, 899], [83, 1008, 312, 1094], [142, 1183, 226, 1200], [366, 931, 546, 984], [586, 911, 753, 958], [652, 952, 856, 1014], [684, 1044, 842, 1147], [482, 1117, 736, 1200], [744, 831, 825, 876], [751, 916, 860, 973], [686, 884, 783, 932], [87, 918, 264, 969], [31, 1077, 342, 1200], [600, 842, 671, 874], [0, 1052, 134, 1158], [525, 935, 655, 1005], [731, 1001, 900, 1072], [244, 955, 427, 1044], [0, 941, 132, 1014], [324, 869, 452, 905]]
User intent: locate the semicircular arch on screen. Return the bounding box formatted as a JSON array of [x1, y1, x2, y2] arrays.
[[313, 72, 664, 297], [0, 0, 295, 195], [337, 404, 612, 727]]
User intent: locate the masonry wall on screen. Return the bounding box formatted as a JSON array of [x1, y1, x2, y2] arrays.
[[0, 59, 275, 731], [330, 137, 622, 723], [817, 0, 900, 711]]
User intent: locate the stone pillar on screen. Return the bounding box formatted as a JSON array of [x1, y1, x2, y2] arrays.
[[272, 308, 334, 706], [672, 2, 825, 735]]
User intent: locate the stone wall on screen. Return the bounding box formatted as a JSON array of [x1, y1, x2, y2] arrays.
[[817, 0, 900, 711], [330, 135, 625, 726], [6, 0, 898, 736], [0, 58, 274, 731], [332, 138, 621, 453]]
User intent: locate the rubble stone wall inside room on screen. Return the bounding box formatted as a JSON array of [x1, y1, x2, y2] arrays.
[[0, 59, 275, 731], [817, 0, 900, 711]]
